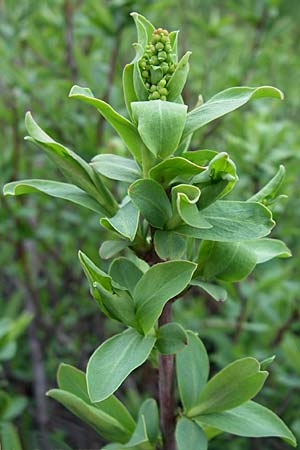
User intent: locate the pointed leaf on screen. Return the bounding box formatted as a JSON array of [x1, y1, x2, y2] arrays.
[[91, 154, 141, 183], [99, 240, 129, 260], [197, 241, 257, 282], [156, 322, 188, 354], [3, 179, 106, 215], [131, 100, 187, 158], [134, 261, 197, 334], [173, 185, 212, 229], [24, 112, 116, 214], [182, 86, 284, 141], [176, 417, 208, 450], [0, 423, 22, 450], [57, 364, 135, 435], [123, 63, 138, 118], [190, 280, 227, 302], [47, 389, 131, 442], [87, 328, 156, 402], [195, 401, 296, 447], [154, 230, 186, 260], [109, 257, 144, 295], [246, 238, 291, 263], [167, 51, 192, 101], [176, 331, 209, 411], [249, 165, 285, 203], [69, 85, 144, 163], [101, 201, 139, 241], [149, 157, 205, 187], [176, 200, 274, 241], [188, 358, 268, 416], [129, 179, 172, 229]]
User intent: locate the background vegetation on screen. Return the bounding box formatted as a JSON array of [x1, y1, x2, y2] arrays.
[[1, 0, 299, 449]]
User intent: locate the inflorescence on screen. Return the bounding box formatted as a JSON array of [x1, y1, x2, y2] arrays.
[[139, 28, 176, 101]]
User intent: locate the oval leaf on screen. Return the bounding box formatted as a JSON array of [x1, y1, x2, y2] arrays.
[[156, 323, 188, 354], [87, 328, 156, 402], [176, 417, 208, 450]]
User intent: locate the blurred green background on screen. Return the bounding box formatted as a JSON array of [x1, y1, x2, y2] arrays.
[[1, 0, 299, 449]]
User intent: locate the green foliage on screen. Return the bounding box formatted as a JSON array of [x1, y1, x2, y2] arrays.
[[1, 2, 299, 449]]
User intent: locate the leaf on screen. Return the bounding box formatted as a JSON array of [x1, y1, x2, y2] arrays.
[[190, 280, 227, 302], [245, 238, 291, 263], [78, 250, 112, 297], [167, 51, 192, 101], [2, 396, 27, 421], [172, 184, 212, 229], [99, 240, 129, 260], [176, 417, 208, 450], [87, 328, 156, 402], [188, 357, 268, 416], [197, 241, 257, 282], [154, 230, 186, 260], [181, 86, 284, 141], [69, 85, 144, 163], [91, 154, 141, 183], [131, 100, 187, 159], [149, 157, 205, 187], [47, 389, 131, 442], [260, 355, 276, 371], [176, 200, 274, 241], [101, 201, 139, 241], [57, 364, 135, 434], [129, 179, 172, 229], [125, 399, 159, 448], [0, 423, 22, 450], [123, 63, 138, 118], [3, 179, 106, 215], [109, 257, 144, 295], [125, 415, 149, 448], [176, 332, 209, 411], [156, 322, 188, 354], [24, 112, 116, 214], [249, 165, 285, 203], [134, 261, 197, 334], [131, 12, 155, 48], [195, 401, 296, 447]]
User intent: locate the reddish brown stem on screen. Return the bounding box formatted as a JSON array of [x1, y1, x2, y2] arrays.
[[158, 302, 176, 450]]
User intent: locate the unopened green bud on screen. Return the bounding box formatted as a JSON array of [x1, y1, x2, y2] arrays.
[[160, 95, 167, 101], [142, 70, 149, 78], [149, 91, 160, 100], [158, 87, 168, 96], [161, 62, 169, 74], [150, 84, 157, 92], [156, 42, 164, 51], [150, 55, 159, 65], [158, 79, 167, 88], [158, 51, 167, 61]]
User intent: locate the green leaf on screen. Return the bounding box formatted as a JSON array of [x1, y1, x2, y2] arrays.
[[47, 389, 131, 442], [176, 417, 208, 450], [181, 86, 284, 141], [131, 100, 187, 159], [91, 154, 141, 183], [260, 355, 276, 371], [171, 184, 212, 229], [156, 322, 188, 354], [149, 156, 205, 187], [87, 328, 156, 402], [123, 63, 138, 118], [109, 257, 144, 295], [131, 12, 155, 48], [125, 399, 159, 448], [245, 238, 291, 263], [154, 230, 186, 260], [195, 401, 296, 447], [176, 331, 209, 411], [3, 179, 106, 215], [24, 112, 116, 215], [78, 250, 112, 297], [69, 85, 144, 163], [125, 415, 149, 448], [188, 357, 268, 416], [0, 423, 22, 450], [190, 280, 227, 302], [167, 51, 192, 102], [99, 240, 129, 260], [57, 364, 135, 435], [176, 200, 274, 241], [101, 201, 139, 241], [197, 241, 257, 282], [134, 261, 197, 334], [249, 165, 285, 203], [129, 179, 172, 229]]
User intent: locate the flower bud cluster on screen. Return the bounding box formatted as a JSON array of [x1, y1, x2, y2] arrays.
[[139, 28, 176, 101]]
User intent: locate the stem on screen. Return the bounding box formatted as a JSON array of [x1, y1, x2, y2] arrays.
[[158, 302, 176, 450]]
